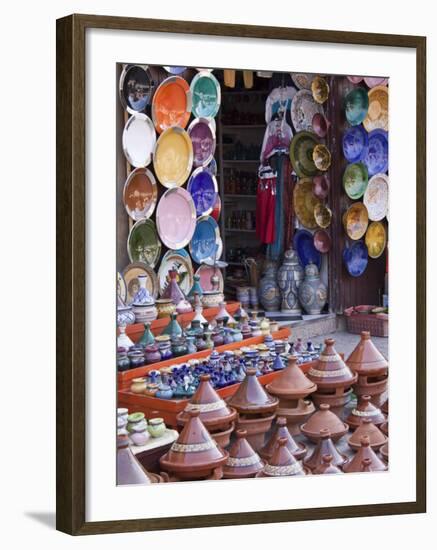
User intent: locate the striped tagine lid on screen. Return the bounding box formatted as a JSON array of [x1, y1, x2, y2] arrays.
[[223, 430, 264, 479], [300, 404, 349, 442], [346, 331, 388, 375], [227, 368, 279, 415], [256, 438, 309, 477], [307, 338, 358, 389], [266, 355, 317, 400], [259, 416, 307, 462], [348, 418, 388, 451], [303, 428, 348, 472], [343, 435, 387, 473], [346, 395, 386, 429]]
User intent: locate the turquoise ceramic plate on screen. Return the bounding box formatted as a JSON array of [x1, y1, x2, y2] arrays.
[[344, 87, 369, 126], [343, 162, 369, 199], [190, 71, 221, 119]]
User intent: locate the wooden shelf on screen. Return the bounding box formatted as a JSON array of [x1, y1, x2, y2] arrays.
[[224, 194, 256, 199], [222, 124, 265, 130]]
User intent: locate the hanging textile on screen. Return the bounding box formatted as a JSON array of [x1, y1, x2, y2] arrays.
[[256, 165, 277, 244], [266, 156, 285, 260]]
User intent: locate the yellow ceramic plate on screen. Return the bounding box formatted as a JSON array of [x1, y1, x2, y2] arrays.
[[365, 221, 387, 258], [153, 127, 193, 188], [311, 76, 329, 104], [293, 178, 322, 229], [314, 203, 332, 228], [363, 86, 389, 132], [343, 202, 369, 240]]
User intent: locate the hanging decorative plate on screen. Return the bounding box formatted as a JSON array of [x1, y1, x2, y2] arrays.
[[363, 129, 388, 177], [151, 76, 191, 133], [343, 162, 369, 200], [122, 262, 159, 303], [187, 167, 218, 217], [289, 131, 319, 177], [311, 76, 329, 104], [190, 71, 221, 119], [343, 202, 369, 240], [314, 203, 332, 229], [312, 112, 330, 138], [293, 178, 322, 229], [187, 117, 216, 167], [127, 219, 161, 267], [117, 271, 127, 303], [211, 194, 222, 222], [189, 216, 221, 264], [119, 64, 155, 113], [363, 86, 389, 132], [158, 252, 194, 297], [122, 113, 156, 168], [364, 77, 388, 88], [343, 241, 368, 277], [365, 222, 387, 259], [313, 229, 331, 253], [290, 89, 324, 132], [293, 229, 322, 269], [344, 87, 369, 126], [291, 73, 317, 90], [195, 264, 224, 292], [342, 125, 369, 163], [122, 167, 158, 221], [163, 66, 187, 75], [364, 173, 389, 221], [347, 76, 364, 84], [156, 187, 196, 249], [205, 157, 217, 177], [312, 144, 331, 171], [312, 174, 330, 200], [153, 126, 193, 187]]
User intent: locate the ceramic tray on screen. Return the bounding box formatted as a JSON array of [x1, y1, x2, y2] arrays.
[[190, 71, 221, 119], [151, 75, 192, 133], [153, 127, 193, 187], [188, 117, 216, 167], [127, 219, 161, 267], [187, 167, 218, 217], [293, 177, 321, 229], [158, 251, 194, 297], [293, 229, 322, 269], [156, 187, 196, 249], [122, 113, 156, 168], [342, 125, 368, 163], [363, 129, 388, 177], [122, 262, 159, 303], [343, 241, 369, 277], [290, 89, 324, 132], [119, 64, 155, 113], [364, 173, 389, 221], [123, 167, 158, 221], [189, 216, 221, 264]]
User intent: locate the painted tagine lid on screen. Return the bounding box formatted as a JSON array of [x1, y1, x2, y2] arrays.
[[307, 338, 358, 389], [313, 454, 343, 475], [223, 430, 264, 479], [257, 438, 309, 477], [159, 410, 228, 476], [177, 374, 237, 431], [343, 435, 387, 473], [346, 395, 386, 429], [348, 418, 388, 450], [266, 355, 317, 400], [301, 404, 349, 441], [304, 428, 348, 471], [346, 331, 388, 375], [227, 367, 279, 415], [260, 416, 307, 461]]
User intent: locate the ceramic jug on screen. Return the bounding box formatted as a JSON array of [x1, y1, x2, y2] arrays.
[[258, 261, 281, 311], [277, 247, 304, 314], [298, 262, 328, 315]]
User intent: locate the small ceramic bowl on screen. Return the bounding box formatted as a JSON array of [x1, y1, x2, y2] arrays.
[[311, 76, 330, 104], [313, 229, 332, 253], [312, 113, 330, 138], [312, 144, 331, 171], [312, 174, 330, 200]]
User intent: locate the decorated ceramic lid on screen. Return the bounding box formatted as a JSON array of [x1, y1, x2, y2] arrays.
[[313, 454, 343, 474], [363, 86, 388, 132], [293, 178, 322, 229], [190, 71, 221, 119], [343, 435, 387, 473], [307, 338, 357, 389], [365, 221, 387, 259], [151, 76, 191, 133], [303, 428, 348, 471], [348, 418, 388, 450], [227, 368, 279, 415], [153, 126, 193, 188], [346, 395, 386, 429], [259, 417, 307, 462], [223, 430, 264, 479], [266, 355, 317, 400], [257, 438, 307, 477], [346, 331, 388, 375], [343, 202, 369, 240], [344, 87, 369, 126], [123, 167, 158, 222], [122, 113, 156, 168], [364, 173, 388, 221], [300, 404, 349, 441], [188, 117, 216, 167], [127, 219, 161, 268]]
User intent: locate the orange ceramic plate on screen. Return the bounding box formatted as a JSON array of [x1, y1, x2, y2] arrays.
[[151, 76, 192, 133], [153, 127, 193, 188]]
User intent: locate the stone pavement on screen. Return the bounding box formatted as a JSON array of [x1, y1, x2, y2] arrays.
[[309, 329, 388, 359]]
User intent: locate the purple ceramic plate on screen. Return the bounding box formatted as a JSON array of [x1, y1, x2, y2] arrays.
[[188, 117, 216, 167], [187, 167, 218, 217], [156, 188, 196, 249]]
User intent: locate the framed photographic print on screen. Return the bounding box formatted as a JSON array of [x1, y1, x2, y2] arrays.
[[56, 14, 426, 535]]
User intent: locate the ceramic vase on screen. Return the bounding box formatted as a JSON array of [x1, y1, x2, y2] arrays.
[[277, 247, 304, 314], [117, 325, 134, 349], [117, 305, 136, 327], [187, 274, 204, 305], [138, 323, 155, 347], [162, 312, 182, 338], [298, 262, 327, 315], [258, 261, 281, 312]]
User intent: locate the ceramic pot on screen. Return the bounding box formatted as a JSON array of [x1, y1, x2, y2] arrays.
[[144, 344, 161, 364], [210, 423, 235, 449], [187, 274, 204, 305], [186, 335, 197, 354], [277, 247, 304, 314], [176, 298, 193, 314], [227, 367, 279, 415], [117, 348, 130, 372], [155, 298, 176, 319], [144, 383, 159, 397], [236, 412, 277, 451], [127, 349, 145, 368], [348, 418, 387, 450], [259, 416, 307, 462], [311, 388, 353, 420], [155, 334, 173, 360], [256, 438, 309, 477], [258, 261, 281, 312], [117, 305, 136, 327], [300, 403, 349, 443], [214, 302, 235, 325], [117, 408, 129, 429], [162, 312, 182, 338], [303, 428, 348, 471], [201, 289, 223, 309], [346, 395, 386, 429], [236, 287, 250, 310], [162, 269, 186, 306], [130, 378, 148, 394], [171, 336, 188, 357], [313, 454, 343, 475], [147, 417, 166, 438], [155, 383, 174, 400], [297, 262, 327, 315], [343, 435, 387, 473], [132, 302, 158, 323], [138, 323, 155, 347], [223, 430, 264, 479]]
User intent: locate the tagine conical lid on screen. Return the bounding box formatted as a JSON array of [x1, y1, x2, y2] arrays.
[[313, 454, 343, 475], [223, 430, 264, 478], [343, 436, 387, 473], [258, 438, 307, 477], [346, 395, 386, 429], [301, 404, 349, 440], [304, 428, 348, 471], [260, 416, 307, 461], [307, 338, 357, 389], [177, 374, 237, 430], [380, 442, 389, 462], [346, 331, 388, 375], [117, 431, 152, 485], [348, 418, 387, 450], [266, 355, 317, 400], [227, 367, 279, 414], [160, 410, 228, 474]]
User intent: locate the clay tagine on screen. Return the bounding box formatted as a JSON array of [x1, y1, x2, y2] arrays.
[[301, 403, 349, 443], [348, 417, 387, 451], [346, 331, 389, 407], [256, 438, 310, 477], [223, 430, 264, 479], [381, 397, 389, 416], [313, 454, 343, 475], [117, 430, 157, 485], [177, 374, 237, 448], [346, 395, 386, 429], [343, 435, 387, 473], [380, 442, 389, 463], [265, 355, 317, 435], [159, 410, 228, 481], [380, 421, 389, 436], [260, 416, 307, 462], [304, 428, 349, 471]]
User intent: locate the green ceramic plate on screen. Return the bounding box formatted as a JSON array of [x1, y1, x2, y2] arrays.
[[344, 87, 369, 126], [289, 131, 319, 177], [343, 162, 369, 199], [127, 219, 162, 268], [190, 71, 221, 119]]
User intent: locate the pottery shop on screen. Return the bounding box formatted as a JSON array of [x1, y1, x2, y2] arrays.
[[116, 66, 389, 484]]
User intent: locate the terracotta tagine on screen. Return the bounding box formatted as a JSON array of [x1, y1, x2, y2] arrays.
[[346, 331, 389, 407], [259, 416, 307, 462], [348, 417, 388, 451], [380, 421, 389, 436], [380, 442, 389, 463], [256, 438, 310, 477], [346, 395, 386, 429], [177, 374, 237, 448], [300, 403, 349, 443], [223, 429, 264, 479], [117, 430, 152, 485], [159, 410, 228, 481], [313, 454, 343, 475], [381, 397, 389, 416], [308, 338, 358, 418], [227, 367, 278, 451], [304, 428, 349, 471], [343, 435, 387, 473]]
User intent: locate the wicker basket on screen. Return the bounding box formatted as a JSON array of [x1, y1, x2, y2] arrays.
[[344, 306, 389, 338]]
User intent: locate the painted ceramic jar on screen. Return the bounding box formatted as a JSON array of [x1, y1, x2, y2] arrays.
[[132, 274, 157, 323], [144, 344, 161, 364], [132, 302, 158, 324], [201, 290, 224, 309], [128, 349, 146, 368], [117, 348, 130, 372], [117, 408, 129, 429], [130, 377, 147, 394], [155, 384, 174, 400], [148, 417, 166, 438], [171, 336, 188, 357], [277, 247, 304, 314], [298, 262, 328, 315], [176, 298, 193, 314], [258, 262, 281, 311], [144, 383, 159, 397], [128, 412, 150, 446], [155, 298, 176, 319], [155, 335, 173, 360], [117, 305, 136, 327]]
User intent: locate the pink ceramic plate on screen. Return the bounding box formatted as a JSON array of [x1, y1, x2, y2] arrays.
[[347, 76, 364, 84], [195, 264, 224, 292], [364, 76, 389, 88], [156, 188, 196, 249]]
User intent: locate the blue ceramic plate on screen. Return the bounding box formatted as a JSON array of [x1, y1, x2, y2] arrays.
[[205, 157, 217, 177], [342, 125, 369, 163], [343, 241, 368, 277], [163, 66, 187, 75], [187, 167, 218, 216], [293, 229, 322, 269], [189, 216, 221, 264], [363, 129, 388, 177]]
